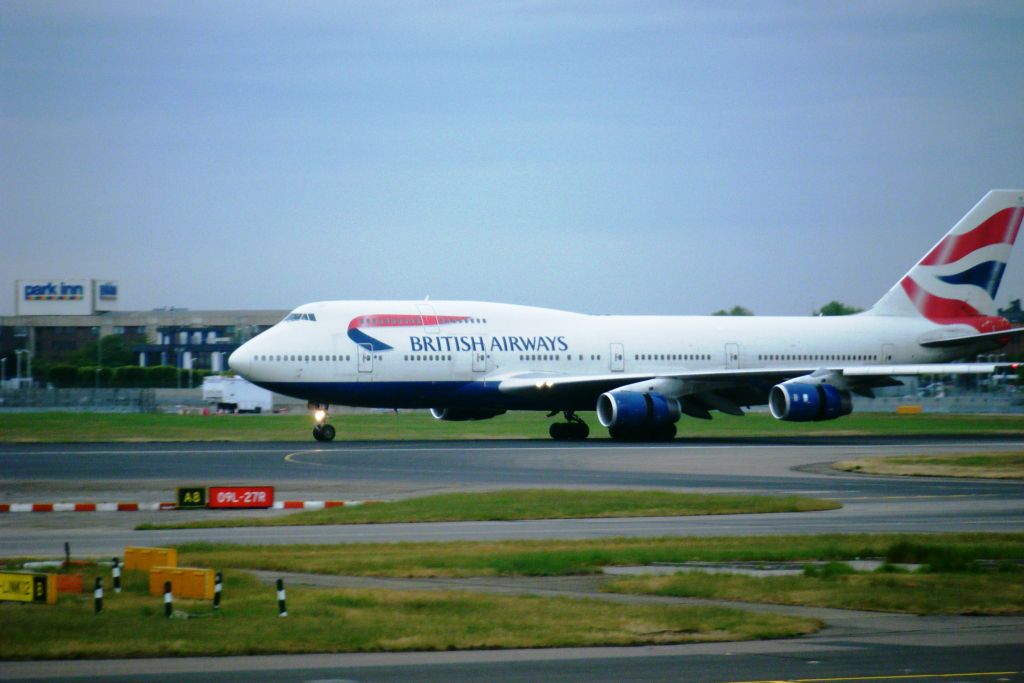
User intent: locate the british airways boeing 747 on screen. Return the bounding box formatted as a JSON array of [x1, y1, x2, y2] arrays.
[[229, 190, 1024, 441]]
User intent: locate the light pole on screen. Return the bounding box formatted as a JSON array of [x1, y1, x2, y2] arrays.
[[94, 328, 102, 390], [15, 349, 30, 388]]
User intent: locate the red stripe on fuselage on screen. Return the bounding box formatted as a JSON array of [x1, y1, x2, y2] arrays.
[[348, 314, 470, 330], [919, 207, 1024, 266]]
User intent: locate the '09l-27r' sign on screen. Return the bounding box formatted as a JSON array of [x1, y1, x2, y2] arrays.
[[208, 486, 274, 509]]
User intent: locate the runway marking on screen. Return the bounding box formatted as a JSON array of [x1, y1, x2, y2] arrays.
[[730, 672, 1018, 682], [842, 494, 1004, 500], [7, 440, 1024, 457], [0, 448, 294, 456]]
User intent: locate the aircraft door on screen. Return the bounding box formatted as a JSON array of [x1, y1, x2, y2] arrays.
[[472, 351, 487, 373], [417, 304, 439, 333], [882, 343, 895, 363], [357, 343, 373, 374], [725, 342, 740, 369], [610, 343, 625, 372]]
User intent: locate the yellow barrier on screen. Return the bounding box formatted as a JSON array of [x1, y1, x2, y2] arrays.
[[0, 571, 57, 604], [149, 566, 215, 600], [124, 547, 177, 572], [895, 405, 923, 415]]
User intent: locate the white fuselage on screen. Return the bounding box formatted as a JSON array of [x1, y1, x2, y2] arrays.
[[229, 300, 982, 411]]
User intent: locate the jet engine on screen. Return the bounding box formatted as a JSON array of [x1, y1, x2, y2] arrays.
[[596, 391, 681, 429], [429, 408, 507, 421], [768, 382, 852, 422]]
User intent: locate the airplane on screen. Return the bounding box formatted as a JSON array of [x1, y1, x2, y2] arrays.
[[229, 189, 1024, 442]]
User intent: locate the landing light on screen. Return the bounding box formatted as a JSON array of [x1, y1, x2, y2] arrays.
[[314, 410, 327, 423]]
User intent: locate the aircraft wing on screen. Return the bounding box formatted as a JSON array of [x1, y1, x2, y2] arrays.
[[497, 362, 1005, 417]]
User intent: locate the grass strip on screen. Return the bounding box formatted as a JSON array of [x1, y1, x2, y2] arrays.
[[0, 568, 819, 659], [602, 569, 1024, 615], [175, 533, 1024, 578], [138, 490, 841, 530], [2, 411, 1024, 442], [834, 451, 1024, 479]]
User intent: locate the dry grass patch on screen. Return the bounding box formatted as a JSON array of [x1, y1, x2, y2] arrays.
[[177, 533, 1024, 579], [0, 568, 819, 659], [603, 569, 1024, 615], [139, 490, 840, 530], [834, 451, 1024, 479]]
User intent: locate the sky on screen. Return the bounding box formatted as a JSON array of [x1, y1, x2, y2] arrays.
[[2, 1, 1023, 317]]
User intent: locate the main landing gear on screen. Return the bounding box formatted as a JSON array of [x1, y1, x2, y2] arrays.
[[310, 404, 336, 442], [548, 411, 590, 441], [607, 423, 677, 442]]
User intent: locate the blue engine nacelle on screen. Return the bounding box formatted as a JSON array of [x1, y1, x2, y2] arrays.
[[596, 391, 681, 429], [768, 383, 853, 422], [430, 408, 506, 421]]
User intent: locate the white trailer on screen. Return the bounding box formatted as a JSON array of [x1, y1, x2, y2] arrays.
[[202, 375, 273, 413]]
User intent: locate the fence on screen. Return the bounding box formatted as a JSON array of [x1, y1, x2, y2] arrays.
[[0, 387, 1020, 415], [0, 388, 157, 413]]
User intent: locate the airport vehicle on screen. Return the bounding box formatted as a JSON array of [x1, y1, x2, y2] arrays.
[[229, 190, 1023, 441], [201, 375, 272, 413]]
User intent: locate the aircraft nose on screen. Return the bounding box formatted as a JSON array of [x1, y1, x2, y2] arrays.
[[228, 346, 250, 376]]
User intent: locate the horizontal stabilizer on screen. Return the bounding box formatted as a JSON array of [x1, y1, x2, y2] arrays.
[[918, 326, 1024, 348], [843, 363, 999, 376]]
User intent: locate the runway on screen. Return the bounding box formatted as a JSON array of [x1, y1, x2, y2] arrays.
[[3, 437, 1023, 549], [2, 436, 1023, 681]]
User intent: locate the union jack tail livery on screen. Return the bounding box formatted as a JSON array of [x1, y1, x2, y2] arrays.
[[869, 190, 1024, 330]]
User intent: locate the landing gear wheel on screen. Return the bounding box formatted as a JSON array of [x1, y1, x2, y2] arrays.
[[607, 425, 676, 441], [608, 426, 636, 441], [653, 423, 677, 441], [548, 412, 590, 441], [313, 424, 337, 442]]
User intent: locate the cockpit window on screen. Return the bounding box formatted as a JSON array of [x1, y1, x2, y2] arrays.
[[284, 312, 317, 322]]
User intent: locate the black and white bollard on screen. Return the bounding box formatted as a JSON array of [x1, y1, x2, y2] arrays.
[[112, 557, 121, 594], [93, 577, 103, 614], [213, 572, 222, 610], [163, 580, 173, 619], [276, 578, 287, 617], [64, 542, 71, 567]]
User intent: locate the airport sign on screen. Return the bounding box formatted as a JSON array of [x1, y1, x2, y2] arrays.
[[0, 572, 57, 604], [208, 486, 274, 509]]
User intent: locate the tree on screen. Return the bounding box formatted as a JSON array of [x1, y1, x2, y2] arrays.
[[814, 301, 863, 316], [71, 335, 135, 368], [712, 305, 754, 316], [48, 364, 79, 388], [113, 365, 145, 387]]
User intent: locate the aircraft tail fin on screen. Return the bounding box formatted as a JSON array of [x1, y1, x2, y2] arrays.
[[867, 190, 1024, 322]]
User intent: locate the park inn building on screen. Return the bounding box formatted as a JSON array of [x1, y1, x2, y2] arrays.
[[1, 278, 286, 376]]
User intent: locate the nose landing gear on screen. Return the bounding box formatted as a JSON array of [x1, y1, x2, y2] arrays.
[[310, 404, 336, 442], [313, 423, 336, 442]]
